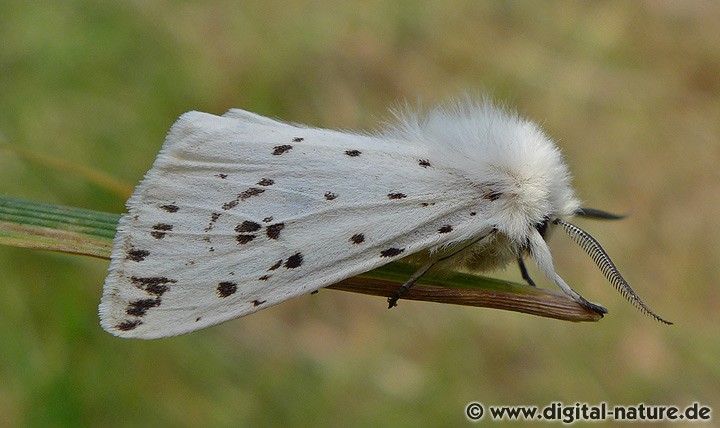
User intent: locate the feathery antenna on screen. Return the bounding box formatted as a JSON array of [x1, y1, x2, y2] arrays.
[[554, 218, 672, 324]]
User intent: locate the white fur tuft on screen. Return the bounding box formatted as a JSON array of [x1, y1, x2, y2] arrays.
[[384, 97, 579, 250]]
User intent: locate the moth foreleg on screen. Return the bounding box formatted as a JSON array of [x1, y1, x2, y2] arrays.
[[517, 257, 536, 287], [387, 262, 435, 308]]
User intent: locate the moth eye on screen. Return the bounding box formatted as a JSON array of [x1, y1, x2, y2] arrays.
[[535, 216, 550, 238]]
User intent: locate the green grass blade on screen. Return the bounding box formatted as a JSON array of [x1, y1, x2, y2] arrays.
[[331, 264, 603, 322], [0, 196, 120, 258]]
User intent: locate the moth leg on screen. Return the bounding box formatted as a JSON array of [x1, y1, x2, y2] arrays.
[[388, 231, 495, 309], [387, 262, 434, 308], [553, 272, 609, 315], [572, 294, 609, 316], [517, 257, 536, 287]]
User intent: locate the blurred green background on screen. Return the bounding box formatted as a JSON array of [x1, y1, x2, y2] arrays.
[[1, 1, 718, 426]]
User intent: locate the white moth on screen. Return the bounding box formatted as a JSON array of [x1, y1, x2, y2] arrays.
[[100, 97, 670, 339]]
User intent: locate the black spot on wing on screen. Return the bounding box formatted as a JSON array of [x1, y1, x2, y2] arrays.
[[150, 223, 173, 239], [284, 253, 303, 268], [263, 216, 274, 223], [205, 212, 221, 232], [116, 320, 142, 331], [216, 281, 238, 298], [258, 275, 270, 281], [236, 234, 256, 245], [388, 193, 407, 200], [253, 299, 267, 306], [438, 225, 453, 234], [257, 178, 274, 186], [324, 192, 338, 200], [216, 173, 228, 179], [483, 190, 502, 201], [350, 233, 365, 244], [160, 204, 179, 213], [470, 211, 477, 216], [236, 221, 262, 233], [292, 137, 304, 142], [265, 223, 285, 239], [272, 145, 293, 155], [222, 200, 239, 210], [127, 248, 150, 262], [345, 149, 361, 157], [146, 284, 170, 297], [223, 188, 266, 210], [268, 260, 283, 271], [380, 248, 405, 258], [130, 276, 176, 296], [418, 159, 431, 168], [126, 298, 161, 317], [240, 187, 265, 200]]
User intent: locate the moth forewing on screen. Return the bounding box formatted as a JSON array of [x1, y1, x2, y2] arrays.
[[101, 107, 496, 338]]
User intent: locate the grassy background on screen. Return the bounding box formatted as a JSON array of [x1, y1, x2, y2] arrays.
[[1, 1, 719, 426]]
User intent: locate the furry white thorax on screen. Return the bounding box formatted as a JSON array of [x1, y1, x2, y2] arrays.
[[384, 99, 580, 270]]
